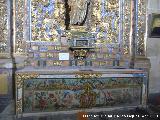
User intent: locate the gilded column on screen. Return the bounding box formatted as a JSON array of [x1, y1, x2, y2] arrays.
[[129, 0, 136, 68], [13, 0, 26, 55], [13, 0, 27, 69], [134, 0, 151, 71], [0, 0, 11, 58], [136, 0, 147, 56]]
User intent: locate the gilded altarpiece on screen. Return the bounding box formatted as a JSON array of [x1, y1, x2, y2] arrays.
[[13, 0, 148, 62], [15, 70, 147, 116], [21, 0, 139, 68], [14, 0, 149, 117]]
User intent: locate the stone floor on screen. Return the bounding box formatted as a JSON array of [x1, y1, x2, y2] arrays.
[[0, 97, 10, 113], [1, 93, 160, 120], [0, 106, 160, 120]]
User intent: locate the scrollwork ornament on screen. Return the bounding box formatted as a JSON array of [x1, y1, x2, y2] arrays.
[[16, 73, 39, 115], [0, 0, 8, 53], [15, 0, 25, 53], [16, 73, 39, 85], [16, 99, 22, 114], [75, 71, 102, 79], [80, 83, 97, 108], [136, 0, 146, 56], [122, 0, 131, 56], [31, 0, 65, 41]]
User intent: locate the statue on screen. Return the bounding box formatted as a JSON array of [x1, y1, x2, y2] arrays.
[[68, 0, 90, 26]]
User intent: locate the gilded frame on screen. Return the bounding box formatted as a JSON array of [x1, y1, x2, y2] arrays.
[[15, 72, 39, 117]]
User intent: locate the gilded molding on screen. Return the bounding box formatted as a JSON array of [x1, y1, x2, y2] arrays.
[[16, 99, 22, 114], [0, 0, 8, 53], [16, 72, 39, 115], [14, 0, 25, 53], [136, 0, 146, 56], [123, 0, 131, 56], [16, 73, 39, 88], [80, 83, 97, 108], [75, 71, 102, 79]]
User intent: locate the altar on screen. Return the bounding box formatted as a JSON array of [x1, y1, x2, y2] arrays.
[[15, 68, 148, 117], [12, 0, 150, 118]]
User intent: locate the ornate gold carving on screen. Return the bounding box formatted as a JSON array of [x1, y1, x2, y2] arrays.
[[0, 0, 8, 53], [75, 71, 102, 79], [136, 0, 146, 56], [122, 0, 131, 56], [80, 83, 97, 108], [15, 0, 25, 53], [53, 61, 62, 66], [16, 73, 39, 88], [73, 49, 87, 58], [31, 0, 65, 41], [95, 0, 120, 44], [16, 99, 22, 114], [16, 72, 39, 115], [107, 0, 119, 10]]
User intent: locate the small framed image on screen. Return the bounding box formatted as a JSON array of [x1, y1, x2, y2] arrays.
[[150, 13, 160, 38], [59, 53, 69, 60]]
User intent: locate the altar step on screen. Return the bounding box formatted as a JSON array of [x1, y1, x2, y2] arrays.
[[1, 99, 160, 120], [1, 108, 158, 120]]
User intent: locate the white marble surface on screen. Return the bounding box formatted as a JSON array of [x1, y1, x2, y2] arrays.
[[16, 67, 144, 74]]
